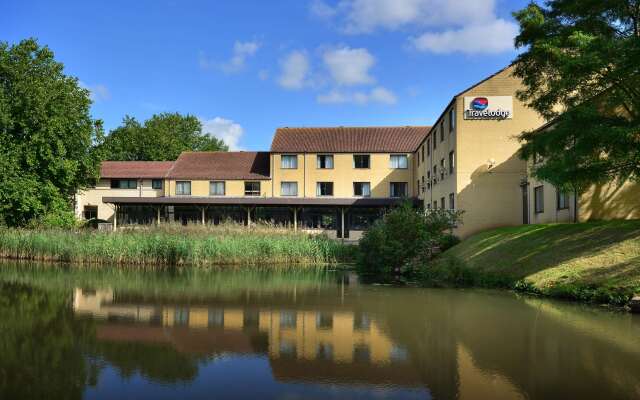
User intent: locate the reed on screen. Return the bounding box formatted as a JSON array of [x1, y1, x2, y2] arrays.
[[0, 225, 354, 267]]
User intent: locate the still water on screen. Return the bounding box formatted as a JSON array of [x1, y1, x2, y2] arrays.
[[0, 263, 639, 400]]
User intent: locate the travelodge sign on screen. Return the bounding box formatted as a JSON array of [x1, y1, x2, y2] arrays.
[[463, 96, 513, 120]]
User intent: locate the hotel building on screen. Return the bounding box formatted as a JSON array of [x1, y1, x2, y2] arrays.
[[75, 65, 639, 238]]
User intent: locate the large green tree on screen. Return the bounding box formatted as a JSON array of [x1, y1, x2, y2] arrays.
[[513, 0, 640, 190], [0, 39, 101, 227], [97, 112, 228, 161]]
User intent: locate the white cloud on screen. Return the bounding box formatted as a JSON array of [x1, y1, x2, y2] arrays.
[[317, 86, 397, 105], [412, 19, 518, 54], [310, 0, 337, 18], [322, 46, 375, 86], [79, 81, 110, 102], [200, 40, 260, 73], [277, 50, 311, 89], [200, 117, 244, 150]]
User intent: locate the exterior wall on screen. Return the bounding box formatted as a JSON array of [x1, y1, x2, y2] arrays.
[[165, 179, 272, 197], [272, 153, 415, 198], [75, 178, 164, 221], [526, 174, 575, 224], [578, 179, 640, 221]]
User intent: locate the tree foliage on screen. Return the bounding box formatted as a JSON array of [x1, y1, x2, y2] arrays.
[[97, 113, 228, 161], [513, 0, 640, 190], [0, 38, 101, 227]]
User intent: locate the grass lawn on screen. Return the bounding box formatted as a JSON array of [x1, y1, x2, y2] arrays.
[[430, 220, 640, 305]]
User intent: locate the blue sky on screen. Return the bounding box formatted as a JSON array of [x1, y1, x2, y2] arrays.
[[3, 0, 530, 150]]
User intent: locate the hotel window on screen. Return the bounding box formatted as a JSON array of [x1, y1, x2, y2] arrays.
[[281, 154, 298, 169], [421, 146, 425, 162], [317, 154, 334, 169], [557, 189, 570, 210], [427, 137, 431, 155], [281, 181, 298, 196], [433, 165, 437, 184], [449, 193, 455, 210], [353, 182, 371, 197], [175, 181, 191, 195], [390, 182, 408, 198], [390, 154, 408, 169], [110, 179, 137, 189], [83, 205, 98, 220], [449, 151, 455, 174], [245, 181, 261, 196], [433, 132, 437, 149], [316, 182, 334, 196], [427, 171, 431, 189], [449, 108, 455, 132], [152, 179, 163, 190], [441, 197, 445, 209], [316, 312, 333, 330], [210, 181, 225, 196], [417, 179, 420, 193], [440, 158, 445, 180], [440, 122, 444, 142], [353, 154, 370, 169], [433, 201, 438, 209], [422, 176, 425, 193], [534, 185, 544, 213]]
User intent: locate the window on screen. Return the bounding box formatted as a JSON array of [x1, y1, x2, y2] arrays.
[[83, 205, 98, 220], [281, 154, 298, 169], [433, 131, 437, 149], [210, 181, 225, 196], [440, 122, 444, 142], [417, 179, 420, 193], [441, 197, 445, 209], [353, 182, 371, 197], [390, 154, 408, 169], [449, 151, 455, 174], [440, 158, 445, 180], [427, 171, 431, 189], [449, 108, 455, 132], [557, 189, 570, 210], [245, 181, 261, 196], [317, 154, 334, 169], [280, 311, 297, 329], [433, 165, 437, 184], [427, 203, 432, 210], [152, 179, 163, 190], [421, 176, 425, 193], [390, 182, 408, 198], [281, 181, 298, 196], [427, 137, 431, 155], [433, 201, 438, 209], [176, 181, 191, 195], [316, 182, 333, 196], [110, 179, 137, 189], [421, 146, 425, 162], [353, 154, 370, 169], [449, 193, 455, 210], [534, 185, 544, 213], [316, 312, 333, 330]]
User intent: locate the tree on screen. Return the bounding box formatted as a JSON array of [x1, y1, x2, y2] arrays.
[[0, 38, 101, 227], [98, 113, 228, 161], [512, 0, 640, 190]]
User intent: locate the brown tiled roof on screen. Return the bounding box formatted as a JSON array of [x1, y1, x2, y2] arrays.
[[167, 152, 271, 180], [270, 126, 430, 153], [100, 161, 174, 178]]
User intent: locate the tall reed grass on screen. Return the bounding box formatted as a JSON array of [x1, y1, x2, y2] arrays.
[[0, 225, 354, 267]]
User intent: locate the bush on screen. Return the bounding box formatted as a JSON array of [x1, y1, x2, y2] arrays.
[[357, 204, 462, 276]]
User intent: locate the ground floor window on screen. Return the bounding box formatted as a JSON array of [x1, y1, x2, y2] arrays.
[[557, 189, 570, 210], [534, 185, 544, 213], [117, 205, 157, 225], [83, 205, 98, 220], [449, 193, 455, 210], [390, 182, 408, 198], [349, 208, 383, 230], [440, 197, 445, 209], [301, 208, 336, 229]]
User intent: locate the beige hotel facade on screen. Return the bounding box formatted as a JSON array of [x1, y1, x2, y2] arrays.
[[75, 65, 639, 238]]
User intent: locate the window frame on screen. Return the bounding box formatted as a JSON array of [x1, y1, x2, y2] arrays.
[[175, 181, 191, 196], [390, 182, 408, 198], [209, 181, 225, 196], [152, 179, 163, 190], [449, 151, 455, 174], [244, 181, 261, 196], [449, 108, 455, 132], [316, 182, 334, 197], [353, 154, 371, 169], [353, 182, 371, 197], [280, 181, 298, 197], [534, 185, 544, 213], [111, 179, 137, 189], [449, 193, 455, 210], [316, 154, 334, 169], [280, 154, 298, 169], [83, 205, 98, 220], [557, 189, 570, 210], [389, 154, 408, 169]]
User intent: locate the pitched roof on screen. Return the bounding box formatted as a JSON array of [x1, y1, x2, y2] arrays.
[[270, 126, 430, 153], [167, 151, 271, 180], [100, 161, 174, 179]]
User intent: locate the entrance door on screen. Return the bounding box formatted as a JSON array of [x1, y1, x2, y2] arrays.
[[521, 183, 530, 224]]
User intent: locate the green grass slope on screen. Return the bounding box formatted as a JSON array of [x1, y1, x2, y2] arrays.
[[431, 220, 640, 305]]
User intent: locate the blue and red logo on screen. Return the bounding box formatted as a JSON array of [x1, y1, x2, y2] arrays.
[[471, 97, 489, 110]]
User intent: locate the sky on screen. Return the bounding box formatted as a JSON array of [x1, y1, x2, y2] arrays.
[[3, 0, 531, 151]]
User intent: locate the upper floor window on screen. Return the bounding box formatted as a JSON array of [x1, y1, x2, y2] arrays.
[[245, 181, 261, 196], [281, 155, 298, 169], [317, 182, 334, 196], [433, 165, 437, 184], [210, 181, 225, 196], [389, 154, 408, 169], [176, 181, 191, 195], [449, 151, 455, 174], [152, 179, 163, 190], [281, 181, 298, 196], [390, 182, 408, 198], [440, 158, 445, 180], [427, 137, 431, 155], [433, 132, 437, 149], [421, 146, 425, 162], [353, 154, 370, 169], [557, 189, 570, 210], [353, 182, 371, 197], [440, 121, 445, 142], [534, 185, 544, 213], [110, 179, 137, 189], [449, 108, 455, 132], [317, 154, 334, 169]]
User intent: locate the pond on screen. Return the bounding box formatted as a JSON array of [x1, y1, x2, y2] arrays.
[[0, 263, 639, 400]]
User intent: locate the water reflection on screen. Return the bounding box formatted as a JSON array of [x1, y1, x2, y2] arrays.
[[1, 265, 639, 400]]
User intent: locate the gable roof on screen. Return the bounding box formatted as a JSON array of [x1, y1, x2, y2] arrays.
[[100, 161, 174, 179], [167, 151, 271, 180], [270, 126, 430, 153]]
